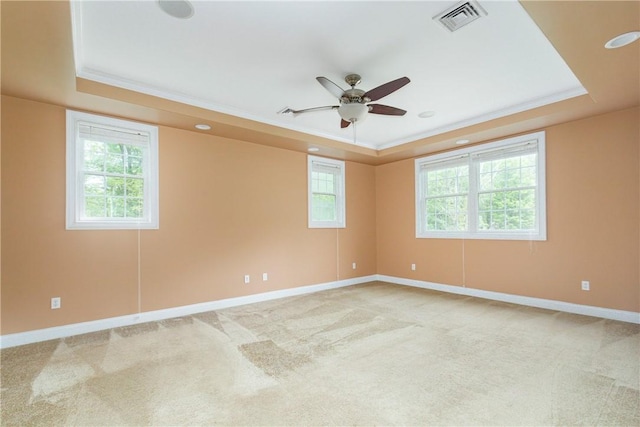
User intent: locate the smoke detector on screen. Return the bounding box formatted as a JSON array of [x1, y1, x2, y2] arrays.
[[434, 1, 487, 32]]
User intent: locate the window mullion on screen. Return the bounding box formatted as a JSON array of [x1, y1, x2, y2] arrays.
[[468, 157, 478, 234], [77, 137, 87, 220]]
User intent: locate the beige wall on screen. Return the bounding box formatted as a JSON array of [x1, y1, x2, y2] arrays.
[[0, 96, 377, 334], [377, 107, 639, 312]]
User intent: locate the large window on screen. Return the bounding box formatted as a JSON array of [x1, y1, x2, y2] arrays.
[[66, 110, 159, 230], [308, 155, 345, 228], [416, 132, 546, 240]]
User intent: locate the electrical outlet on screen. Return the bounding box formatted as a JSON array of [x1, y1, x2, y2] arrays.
[[262, 273, 268, 281], [411, 263, 416, 271], [352, 262, 357, 270], [244, 275, 250, 284], [581, 280, 590, 291], [51, 297, 61, 309]]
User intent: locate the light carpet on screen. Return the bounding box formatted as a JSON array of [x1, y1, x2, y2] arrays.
[[1, 281, 639, 426]]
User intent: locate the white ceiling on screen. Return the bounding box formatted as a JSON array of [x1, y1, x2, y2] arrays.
[[71, 0, 587, 150]]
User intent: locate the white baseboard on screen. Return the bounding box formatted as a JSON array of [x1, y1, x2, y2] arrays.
[[0, 275, 376, 349], [377, 275, 640, 325], [2, 273, 637, 349]]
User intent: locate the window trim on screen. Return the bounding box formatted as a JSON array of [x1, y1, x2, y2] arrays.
[[308, 155, 346, 229], [415, 131, 546, 241], [66, 110, 159, 230]]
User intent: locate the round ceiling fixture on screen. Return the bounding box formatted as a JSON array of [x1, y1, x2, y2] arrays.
[[605, 31, 640, 49], [195, 124, 211, 130], [157, 0, 194, 19], [338, 103, 368, 124], [418, 111, 436, 118], [455, 139, 471, 145], [308, 147, 320, 152]]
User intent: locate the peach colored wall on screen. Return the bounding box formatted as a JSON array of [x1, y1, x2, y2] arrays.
[[376, 107, 639, 312], [1, 96, 638, 336], [1, 96, 377, 334]]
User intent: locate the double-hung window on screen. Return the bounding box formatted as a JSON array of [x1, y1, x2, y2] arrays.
[[66, 110, 159, 230], [308, 155, 345, 228], [416, 131, 546, 240]]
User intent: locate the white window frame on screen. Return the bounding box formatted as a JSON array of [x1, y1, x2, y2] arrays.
[[415, 131, 546, 240], [66, 110, 159, 230], [308, 155, 346, 229]]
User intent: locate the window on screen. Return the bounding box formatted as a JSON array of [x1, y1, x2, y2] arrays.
[[416, 131, 546, 240], [308, 155, 345, 228], [66, 110, 159, 229]]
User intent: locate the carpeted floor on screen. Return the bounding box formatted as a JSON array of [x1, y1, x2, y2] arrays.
[[1, 281, 639, 426]]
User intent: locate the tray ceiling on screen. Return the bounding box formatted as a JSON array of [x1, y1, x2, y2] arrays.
[[70, 0, 587, 150]]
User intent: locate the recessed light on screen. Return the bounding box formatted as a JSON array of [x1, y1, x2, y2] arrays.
[[418, 111, 436, 118], [195, 124, 211, 130], [308, 147, 320, 152], [605, 31, 640, 49], [455, 139, 470, 145], [157, 0, 194, 19]]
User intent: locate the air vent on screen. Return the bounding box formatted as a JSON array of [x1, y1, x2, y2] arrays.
[[434, 1, 487, 32]]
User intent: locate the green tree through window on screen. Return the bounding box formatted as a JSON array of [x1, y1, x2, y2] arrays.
[[415, 132, 546, 240]]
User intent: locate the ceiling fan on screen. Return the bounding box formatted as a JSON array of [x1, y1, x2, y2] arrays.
[[280, 74, 410, 128]]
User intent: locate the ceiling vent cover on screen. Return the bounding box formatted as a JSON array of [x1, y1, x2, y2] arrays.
[[434, 1, 487, 32]]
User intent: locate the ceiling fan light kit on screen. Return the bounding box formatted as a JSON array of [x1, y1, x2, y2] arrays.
[[338, 103, 368, 124]]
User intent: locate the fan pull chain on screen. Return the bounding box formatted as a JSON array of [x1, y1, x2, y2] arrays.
[[353, 121, 357, 145]]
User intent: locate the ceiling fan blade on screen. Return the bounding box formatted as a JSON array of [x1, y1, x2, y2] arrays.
[[316, 76, 345, 99], [279, 105, 338, 116], [368, 104, 407, 116], [364, 77, 410, 102], [341, 119, 351, 128]]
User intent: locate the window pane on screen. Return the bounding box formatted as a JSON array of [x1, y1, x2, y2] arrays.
[[107, 197, 125, 217], [312, 171, 336, 194], [84, 174, 105, 195], [312, 194, 336, 221], [106, 152, 124, 174], [521, 189, 536, 209], [85, 196, 106, 218], [126, 198, 144, 218], [425, 165, 468, 197], [476, 149, 538, 232], [126, 145, 143, 157], [425, 195, 467, 231], [83, 140, 105, 172], [477, 189, 537, 231], [521, 209, 535, 229], [106, 142, 124, 154], [521, 166, 536, 187], [480, 152, 537, 191], [126, 156, 143, 176], [521, 153, 536, 167], [422, 163, 468, 232], [126, 178, 144, 198], [478, 193, 491, 211], [106, 177, 125, 196]]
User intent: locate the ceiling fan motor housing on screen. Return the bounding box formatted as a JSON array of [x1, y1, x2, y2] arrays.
[[341, 88, 369, 104]]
